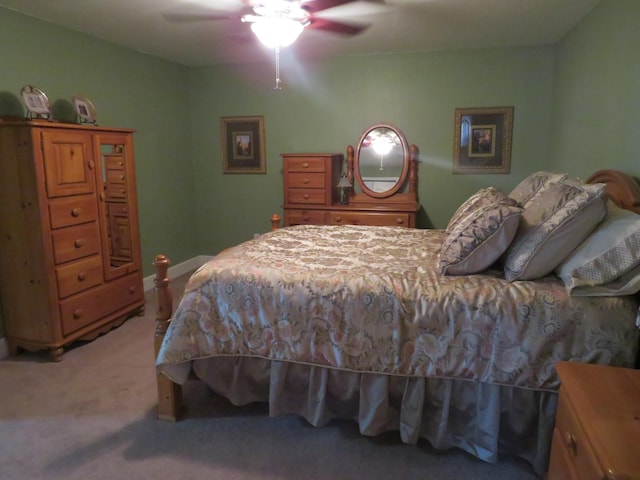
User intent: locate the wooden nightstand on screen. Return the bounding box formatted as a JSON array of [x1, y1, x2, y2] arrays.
[[547, 362, 640, 480]]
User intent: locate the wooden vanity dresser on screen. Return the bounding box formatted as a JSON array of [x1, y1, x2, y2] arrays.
[[547, 361, 640, 480], [282, 124, 420, 228]]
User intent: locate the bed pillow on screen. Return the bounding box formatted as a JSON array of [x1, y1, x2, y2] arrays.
[[555, 201, 640, 296], [503, 178, 607, 281], [508, 171, 568, 208], [445, 187, 516, 233], [440, 200, 522, 275]]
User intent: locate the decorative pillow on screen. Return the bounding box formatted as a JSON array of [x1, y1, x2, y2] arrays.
[[555, 201, 640, 296], [440, 201, 522, 275], [446, 187, 517, 233], [508, 171, 568, 208], [503, 178, 607, 281]]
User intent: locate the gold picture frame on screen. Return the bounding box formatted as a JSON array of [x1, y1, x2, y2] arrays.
[[453, 107, 513, 174], [221, 115, 266, 174]]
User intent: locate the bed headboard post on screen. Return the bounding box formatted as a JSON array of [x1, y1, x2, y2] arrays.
[[153, 254, 183, 421], [270, 214, 281, 231]]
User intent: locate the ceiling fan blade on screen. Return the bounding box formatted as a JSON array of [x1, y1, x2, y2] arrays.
[[308, 17, 368, 36], [303, 0, 359, 14]]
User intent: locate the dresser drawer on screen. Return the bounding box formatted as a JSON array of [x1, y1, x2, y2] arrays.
[[48, 195, 98, 229], [51, 223, 101, 264], [55, 255, 103, 299], [553, 386, 603, 480], [105, 183, 127, 200], [59, 272, 142, 336], [107, 202, 128, 217], [106, 169, 126, 184], [327, 211, 412, 227], [104, 154, 125, 170], [285, 209, 326, 226], [286, 189, 326, 205], [284, 156, 327, 172], [287, 172, 326, 189]]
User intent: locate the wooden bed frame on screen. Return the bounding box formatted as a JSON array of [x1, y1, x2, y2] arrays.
[[152, 169, 640, 422]]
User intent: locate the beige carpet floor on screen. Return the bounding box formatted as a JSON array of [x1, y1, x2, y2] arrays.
[[0, 275, 540, 480]]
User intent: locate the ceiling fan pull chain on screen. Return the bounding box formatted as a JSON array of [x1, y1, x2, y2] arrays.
[[274, 47, 282, 90]]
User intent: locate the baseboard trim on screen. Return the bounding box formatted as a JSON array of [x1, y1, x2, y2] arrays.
[[143, 255, 213, 292], [0, 337, 8, 360]]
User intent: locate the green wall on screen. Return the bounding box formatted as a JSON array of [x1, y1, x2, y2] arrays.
[[550, 0, 640, 176], [190, 47, 556, 253]]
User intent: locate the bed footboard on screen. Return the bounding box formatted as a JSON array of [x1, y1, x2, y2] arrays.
[[153, 254, 183, 421]]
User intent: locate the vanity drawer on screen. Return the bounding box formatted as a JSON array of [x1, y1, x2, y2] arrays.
[[552, 386, 602, 480], [287, 172, 325, 189], [106, 169, 127, 184], [285, 209, 326, 226], [286, 189, 326, 205], [59, 272, 142, 336], [104, 154, 125, 170], [284, 156, 327, 173], [55, 255, 103, 299], [48, 195, 98, 229], [105, 182, 127, 200], [327, 211, 412, 227], [51, 222, 101, 264]]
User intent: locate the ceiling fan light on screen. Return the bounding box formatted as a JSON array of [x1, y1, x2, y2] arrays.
[[251, 18, 304, 48]]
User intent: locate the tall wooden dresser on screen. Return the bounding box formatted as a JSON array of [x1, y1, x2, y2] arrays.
[[0, 120, 145, 361]]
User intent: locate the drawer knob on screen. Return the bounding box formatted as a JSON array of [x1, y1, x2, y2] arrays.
[[335, 216, 342, 223], [118, 161, 124, 166], [88, 160, 94, 170], [77, 272, 86, 281], [396, 218, 405, 225], [302, 178, 310, 184], [129, 286, 136, 294], [120, 175, 125, 181], [565, 432, 577, 456], [303, 193, 310, 199], [74, 239, 84, 248], [302, 162, 309, 168], [71, 207, 82, 217], [73, 309, 83, 319]]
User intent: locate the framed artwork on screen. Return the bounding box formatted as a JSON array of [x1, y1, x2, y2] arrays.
[[453, 107, 513, 174], [20, 85, 51, 119], [72, 95, 97, 124], [221, 115, 266, 174]]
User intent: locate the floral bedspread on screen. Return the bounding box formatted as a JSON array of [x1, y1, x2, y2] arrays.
[[156, 225, 639, 391]]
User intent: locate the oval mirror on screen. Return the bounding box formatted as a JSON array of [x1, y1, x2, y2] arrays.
[[354, 124, 409, 198]]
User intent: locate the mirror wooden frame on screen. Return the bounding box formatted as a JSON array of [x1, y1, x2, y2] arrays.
[[345, 124, 419, 211], [353, 124, 410, 199]]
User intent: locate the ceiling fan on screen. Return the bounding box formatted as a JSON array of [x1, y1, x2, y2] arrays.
[[164, 0, 373, 89]]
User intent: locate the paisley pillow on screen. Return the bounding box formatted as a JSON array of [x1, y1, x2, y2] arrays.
[[503, 178, 607, 281], [446, 187, 516, 233], [440, 200, 522, 275], [508, 171, 567, 208]]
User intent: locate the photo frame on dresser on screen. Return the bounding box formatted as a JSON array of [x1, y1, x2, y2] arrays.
[[453, 106, 513, 174], [221, 115, 266, 174]]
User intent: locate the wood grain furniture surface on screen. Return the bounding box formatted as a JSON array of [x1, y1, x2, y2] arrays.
[[282, 150, 419, 228], [0, 119, 145, 361], [547, 362, 640, 480]]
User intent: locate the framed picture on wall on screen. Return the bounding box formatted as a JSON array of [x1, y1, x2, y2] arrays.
[[453, 106, 513, 174], [221, 115, 266, 174]]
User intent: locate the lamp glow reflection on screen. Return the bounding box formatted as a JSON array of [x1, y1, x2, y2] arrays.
[[251, 18, 304, 48]]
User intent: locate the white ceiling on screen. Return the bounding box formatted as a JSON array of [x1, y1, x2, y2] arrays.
[[0, 0, 600, 67]]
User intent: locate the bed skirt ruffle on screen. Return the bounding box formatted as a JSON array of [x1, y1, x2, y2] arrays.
[[193, 357, 556, 475]]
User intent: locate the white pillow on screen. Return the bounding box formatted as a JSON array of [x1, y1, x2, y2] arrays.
[[556, 201, 640, 296]]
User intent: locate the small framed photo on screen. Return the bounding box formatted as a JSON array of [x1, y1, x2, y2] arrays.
[[453, 107, 513, 174], [72, 95, 97, 124], [221, 116, 266, 174], [20, 85, 51, 119]]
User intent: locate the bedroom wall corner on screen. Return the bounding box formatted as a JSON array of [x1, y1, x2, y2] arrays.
[[549, 0, 640, 178]]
